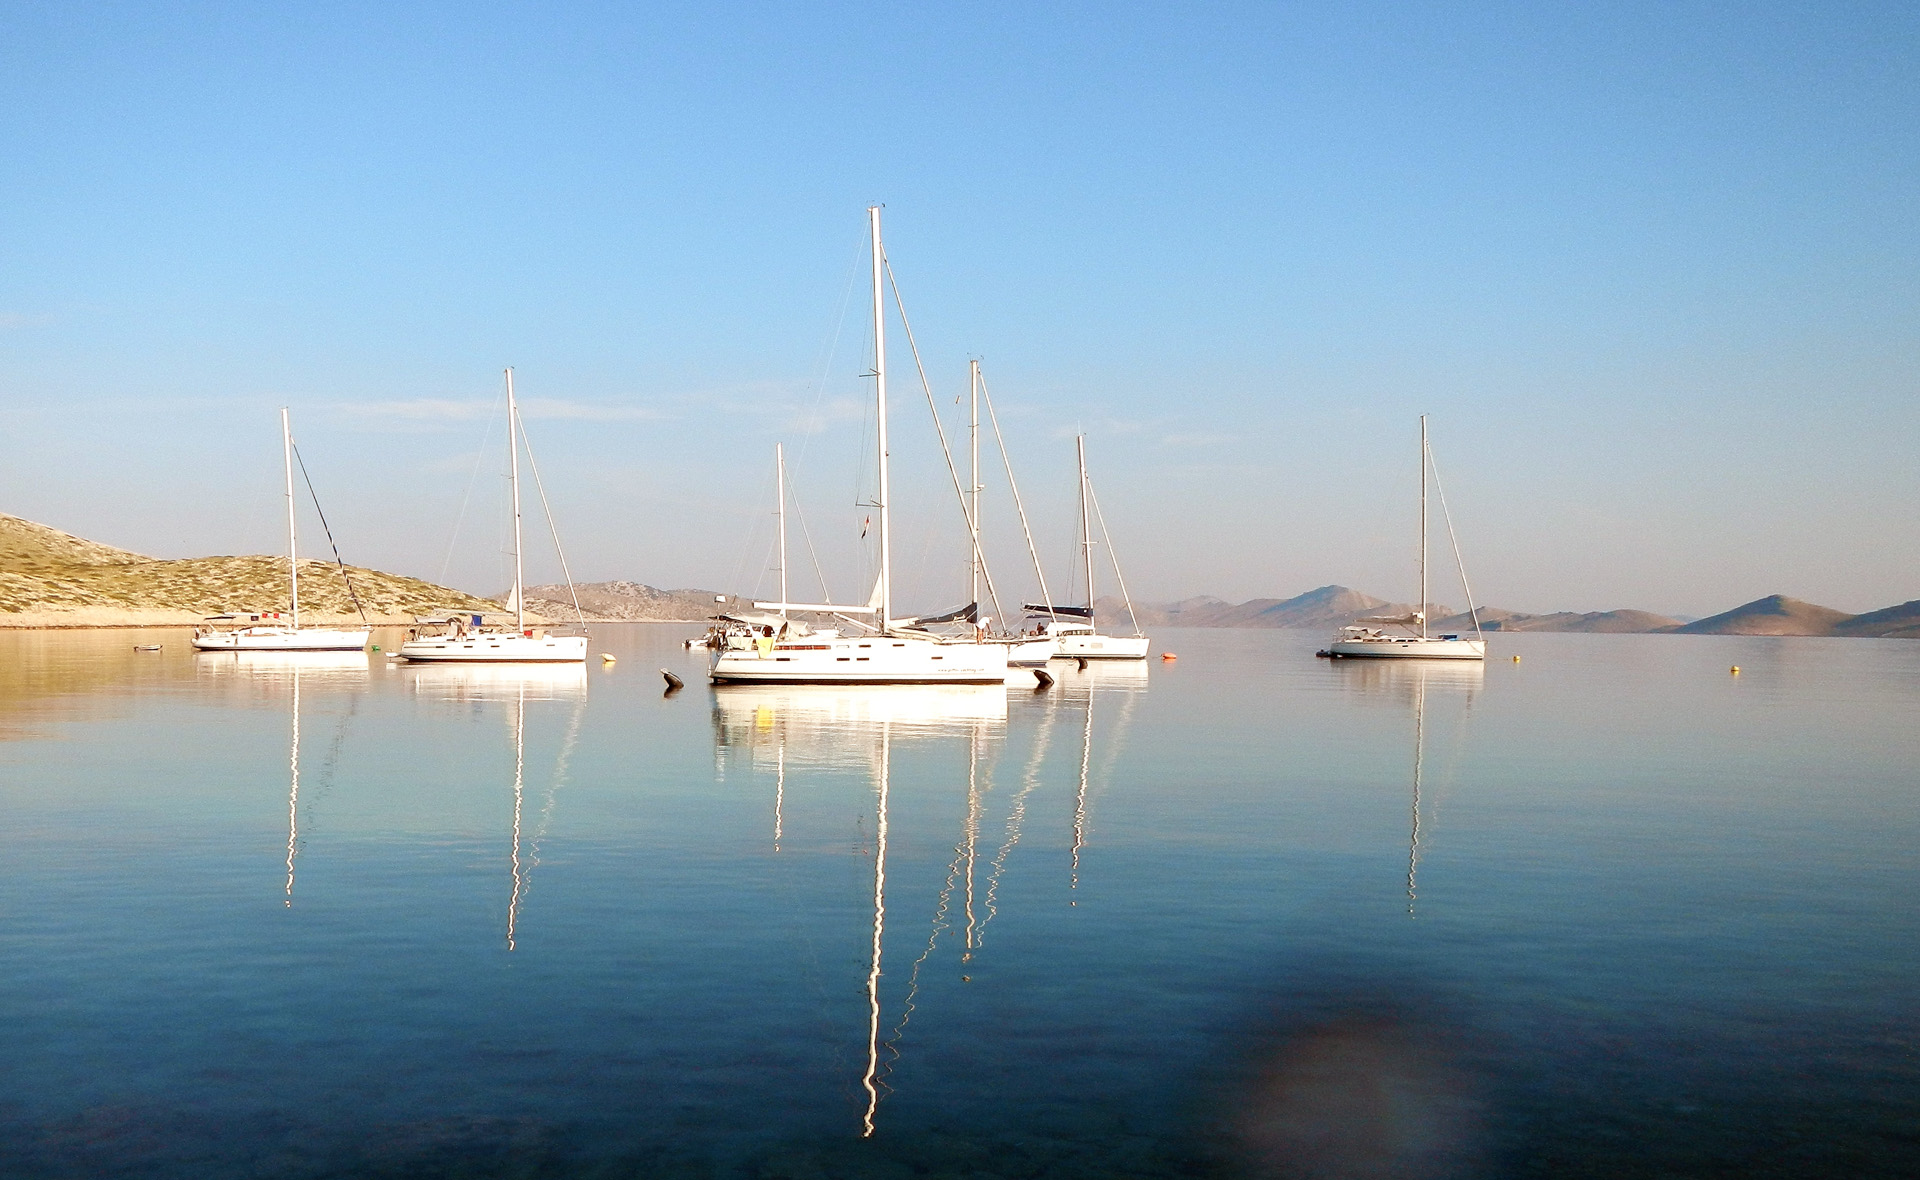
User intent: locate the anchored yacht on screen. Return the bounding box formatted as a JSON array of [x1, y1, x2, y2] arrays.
[[1325, 416, 1487, 660], [399, 370, 588, 664], [709, 207, 1011, 686], [192, 410, 370, 653], [1023, 435, 1149, 660]]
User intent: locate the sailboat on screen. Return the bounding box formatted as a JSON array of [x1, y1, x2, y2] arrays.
[[1325, 416, 1486, 660], [1026, 436, 1149, 660], [192, 410, 372, 652], [398, 369, 588, 664], [708, 207, 1008, 685], [960, 361, 1055, 669]]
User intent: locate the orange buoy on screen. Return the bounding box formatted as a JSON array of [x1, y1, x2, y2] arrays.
[[1160, 652, 1178, 661]]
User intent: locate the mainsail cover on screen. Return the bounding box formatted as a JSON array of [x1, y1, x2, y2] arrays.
[[1023, 603, 1093, 618], [909, 602, 978, 626]]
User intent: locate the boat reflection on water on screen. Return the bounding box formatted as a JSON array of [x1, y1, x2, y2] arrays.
[[194, 649, 372, 689], [1328, 656, 1481, 916], [1325, 653, 1484, 704], [710, 683, 1006, 768], [711, 684, 1011, 1137], [405, 662, 587, 949], [1040, 658, 1146, 897], [404, 661, 588, 703], [710, 669, 1147, 1137], [193, 654, 370, 907]]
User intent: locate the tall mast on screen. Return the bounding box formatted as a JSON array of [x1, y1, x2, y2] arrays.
[[968, 359, 981, 612], [869, 205, 892, 630], [282, 407, 299, 629], [1078, 434, 1095, 617], [1419, 414, 1429, 640], [776, 443, 789, 620], [507, 368, 524, 632]]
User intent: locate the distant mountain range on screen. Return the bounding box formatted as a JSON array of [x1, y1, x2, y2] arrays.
[[522, 581, 727, 622], [3, 513, 1914, 637], [1433, 607, 1684, 633], [1674, 594, 1920, 639], [1107, 585, 1419, 629], [532, 580, 1920, 639], [1101, 586, 1919, 638]]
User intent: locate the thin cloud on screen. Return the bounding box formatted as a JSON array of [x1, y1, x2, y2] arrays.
[[340, 398, 491, 421], [336, 397, 668, 423], [520, 398, 667, 422], [1048, 416, 1156, 439]]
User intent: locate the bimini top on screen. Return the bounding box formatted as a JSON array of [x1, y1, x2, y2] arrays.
[[716, 611, 818, 636]]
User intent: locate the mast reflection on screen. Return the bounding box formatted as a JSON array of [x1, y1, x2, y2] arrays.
[[1409, 671, 1425, 915], [507, 686, 526, 950], [406, 662, 587, 949], [1325, 658, 1479, 916], [706, 668, 1149, 1134], [861, 721, 890, 1138], [287, 665, 300, 906], [196, 652, 368, 908], [709, 684, 1007, 1137]]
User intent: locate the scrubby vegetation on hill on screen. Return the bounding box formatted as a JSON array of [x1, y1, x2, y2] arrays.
[[1, 513, 497, 625]]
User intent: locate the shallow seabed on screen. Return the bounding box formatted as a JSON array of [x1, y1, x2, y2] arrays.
[[0, 626, 1915, 1178]]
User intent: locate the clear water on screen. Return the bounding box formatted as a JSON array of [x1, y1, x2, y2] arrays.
[[0, 627, 1915, 1178]]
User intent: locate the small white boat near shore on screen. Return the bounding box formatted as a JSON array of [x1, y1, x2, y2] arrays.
[[193, 617, 373, 652], [192, 409, 371, 654]]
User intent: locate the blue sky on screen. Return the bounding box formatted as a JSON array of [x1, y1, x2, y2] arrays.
[[2, 2, 1916, 616]]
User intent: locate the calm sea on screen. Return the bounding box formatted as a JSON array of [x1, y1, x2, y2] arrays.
[[0, 626, 1915, 1178]]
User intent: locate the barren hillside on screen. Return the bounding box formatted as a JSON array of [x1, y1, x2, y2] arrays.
[[0, 512, 499, 626], [1675, 595, 1854, 636]]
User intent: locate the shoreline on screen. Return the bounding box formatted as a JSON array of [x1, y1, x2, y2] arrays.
[[0, 614, 711, 630], [0, 615, 1907, 636]]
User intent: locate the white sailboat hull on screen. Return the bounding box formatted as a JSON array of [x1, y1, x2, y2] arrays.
[[711, 634, 1008, 684], [1325, 636, 1486, 660], [1052, 632, 1150, 660], [397, 633, 588, 663], [192, 627, 370, 652], [1006, 637, 1055, 667]]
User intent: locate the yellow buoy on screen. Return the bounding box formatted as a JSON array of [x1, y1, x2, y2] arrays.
[[1730, 665, 1740, 675], [600, 653, 617, 664], [1511, 655, 1520, 663]]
